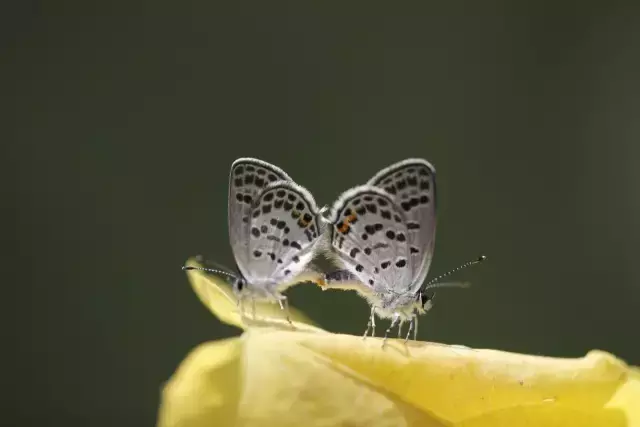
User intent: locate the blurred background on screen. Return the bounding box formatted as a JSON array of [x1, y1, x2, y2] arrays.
[[4, 2, 640, 426]]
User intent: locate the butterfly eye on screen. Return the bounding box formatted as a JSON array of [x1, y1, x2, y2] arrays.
[[234, 278, 245, 292], [420, 292, 433, 309]]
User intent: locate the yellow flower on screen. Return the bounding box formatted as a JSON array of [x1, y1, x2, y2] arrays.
[[158, 259, 640, 427]]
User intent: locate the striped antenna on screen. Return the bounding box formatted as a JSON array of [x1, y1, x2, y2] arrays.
[[182, 265, 239, 280], [422, 255, 486, 290]]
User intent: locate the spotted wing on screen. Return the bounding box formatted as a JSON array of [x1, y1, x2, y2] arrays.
[[367, 159, 436, 292], [241, 180, 322, 286], [328, 185, 414, 294], [228, 158, 292, 278]]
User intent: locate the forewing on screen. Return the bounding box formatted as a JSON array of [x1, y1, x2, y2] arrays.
[[368, 158, 436, 291], [228, 158, 292, 278], [244, 180, 322, 285], [328, 185, 413, 294]]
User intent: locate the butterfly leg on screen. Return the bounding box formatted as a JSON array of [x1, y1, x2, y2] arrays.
[[396, 320, 405, 339], [362, 307, 375, 339], [237, 294, 246, 319], [277, 295, 293, 325], [371, 308, 376, 337], [362, 319, 371, 339], [414, 314, 419, 341], [404, 316, 415, 343], [382, 314, 400, 347]]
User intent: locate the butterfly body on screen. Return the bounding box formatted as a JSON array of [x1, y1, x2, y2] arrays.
[[322, 266, 431, 321], [367, 290, 424, 320]]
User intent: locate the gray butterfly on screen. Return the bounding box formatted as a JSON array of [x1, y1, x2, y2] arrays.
[[185, 158, 324, 322], [321, 159, 483, 341]]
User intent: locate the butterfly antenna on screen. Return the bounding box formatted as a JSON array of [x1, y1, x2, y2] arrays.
[[182, 265, 238, 280], [423, 255, 487, 290]]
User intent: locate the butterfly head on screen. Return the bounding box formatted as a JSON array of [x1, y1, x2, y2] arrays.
[[415, 291, 435, 314]]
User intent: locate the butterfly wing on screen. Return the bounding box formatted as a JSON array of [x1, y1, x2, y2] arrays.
[[367, 159, 436, 292], [228, 158, 292, 280], [328, 185, 413, 295], [243, 180, 322, 287]]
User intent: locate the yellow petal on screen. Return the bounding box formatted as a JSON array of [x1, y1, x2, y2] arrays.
[[158, 338, 242, 427], [158, 329, 639, 427], [159, 330, 449, 427], [605, 366, 640, 426], [184, 257, 321, 332], [299, 334, 635, 426], [455, 404, 622, 427]]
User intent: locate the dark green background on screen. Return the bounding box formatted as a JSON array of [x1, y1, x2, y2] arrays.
[[5, 2, 640, 426]]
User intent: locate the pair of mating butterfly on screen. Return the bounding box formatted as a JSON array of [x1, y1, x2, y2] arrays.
[[185, 157, 485, 342]]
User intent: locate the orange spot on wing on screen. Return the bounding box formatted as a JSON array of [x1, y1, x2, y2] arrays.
[[315, 278, 327, 289], [337, 213, 357, 233]]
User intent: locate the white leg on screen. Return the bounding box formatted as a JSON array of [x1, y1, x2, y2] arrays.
[[277, 296, 292, 324], [237, 295, 245, 320], [362, 307, 375, 339], [382, 314, 400, 346], [404, 316, 415, 343], [371, 308, 376, 337]]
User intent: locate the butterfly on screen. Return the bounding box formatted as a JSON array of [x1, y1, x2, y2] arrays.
[[320, 158, 484, 341], [184, 157, 325, 322]]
